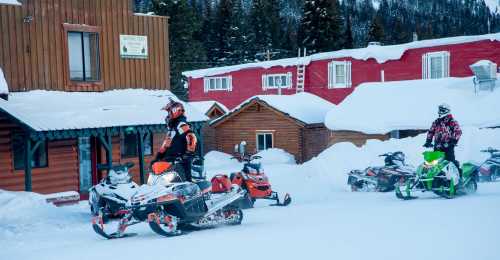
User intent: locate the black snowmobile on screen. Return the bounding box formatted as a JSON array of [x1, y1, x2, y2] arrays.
[[347, 151, 415, 192], [476, 148, 500, 182]]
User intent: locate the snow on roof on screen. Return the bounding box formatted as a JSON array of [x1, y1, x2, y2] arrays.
[[212, 92, 335, 126], [325, 76, 500, 134], [0, 0, 21, 5], [183, 33, 500, 79], [189, 100, 228, 115], [0, 67, 8, 95], [0, 89, 208, 132]]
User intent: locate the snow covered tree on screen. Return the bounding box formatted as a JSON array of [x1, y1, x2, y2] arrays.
[[299, 0, 343, 53], [366, 9, 384, 44], [343, 14, 354, 49], [152, 0, 206, 100]]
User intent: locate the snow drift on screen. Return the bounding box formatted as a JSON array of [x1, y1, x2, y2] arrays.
[[325, 76, 500, 134]]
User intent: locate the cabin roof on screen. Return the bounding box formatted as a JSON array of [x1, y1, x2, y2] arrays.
[[0, 89, 208, 133], [211, 92, 335, 127]]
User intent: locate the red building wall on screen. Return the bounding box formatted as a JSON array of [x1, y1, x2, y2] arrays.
[[188, 40, 500, 109]]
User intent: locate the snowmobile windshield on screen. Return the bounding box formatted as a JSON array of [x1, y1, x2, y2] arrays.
[[423, 151, 445, 164], [108, 169, 131, 185], [147, 171, 179, 186], [244, 163, 261, 174]]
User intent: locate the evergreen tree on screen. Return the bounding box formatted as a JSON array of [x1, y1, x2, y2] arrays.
[[299, 0, 343, 53], [152, 0, 206, 100], [366, 10, 384, 44], [247, 0, 282, 60], [343, 14, 354, 49]]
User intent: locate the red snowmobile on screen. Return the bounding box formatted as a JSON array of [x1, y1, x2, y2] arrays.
[[226, 142, 291, 208]]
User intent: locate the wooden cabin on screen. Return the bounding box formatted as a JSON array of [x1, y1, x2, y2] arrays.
[[210, 93, 334, 163], [189, 101, 228, 155], [0, 0, 208, 198]]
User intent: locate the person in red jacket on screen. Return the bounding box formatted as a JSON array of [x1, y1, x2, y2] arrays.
[[423, 103, 462, 169], [154, 98, 198, 182]]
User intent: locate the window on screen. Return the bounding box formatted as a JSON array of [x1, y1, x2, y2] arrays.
[[203, 76, 232, 92], [121, 133, 153, 158], [262, 73, 292, 90], [12, 134, 48, 170], [256, 132, 273, 152], [422, 51, 450, 79], [67, 31, 100, 81], [328, 61, 352, 88]]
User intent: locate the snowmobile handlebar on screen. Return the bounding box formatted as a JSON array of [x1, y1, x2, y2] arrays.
[[480, 148, 499, 153]]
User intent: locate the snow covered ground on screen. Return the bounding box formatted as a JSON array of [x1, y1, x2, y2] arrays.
[[2, 132, 500, 260]]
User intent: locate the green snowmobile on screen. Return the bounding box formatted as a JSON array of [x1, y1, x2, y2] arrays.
[[396, 151, 478, 200]]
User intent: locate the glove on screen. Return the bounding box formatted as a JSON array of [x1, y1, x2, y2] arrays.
[[423, 140, 433, 148]]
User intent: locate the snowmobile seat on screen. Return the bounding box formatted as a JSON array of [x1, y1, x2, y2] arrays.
[[194, 180, 212, 193]]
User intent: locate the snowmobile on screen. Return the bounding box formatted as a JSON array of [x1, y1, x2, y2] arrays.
[[229, 153, 291, 208], [476, 147, 500, 182], [89, 162, 139, 219], [347, 152, 415, 192], [92, 157, 244, 239], [395, 151, 478, 200]]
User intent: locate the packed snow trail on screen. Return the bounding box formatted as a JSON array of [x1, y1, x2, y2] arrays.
[[1, 182, 500, 260]]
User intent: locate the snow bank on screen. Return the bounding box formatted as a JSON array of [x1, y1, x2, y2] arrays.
[[0, 0, 21, 6], [0, 67, 8, 95], [183, 33, 500, 78], [0, 89, 208, 131], [212, 92, 335, 125], [0, 190, 86, 237], [325, 76, 500, 134], [302, 127, 500, 192], [255, 148, 296, 165], [203, 128, 500, 204]]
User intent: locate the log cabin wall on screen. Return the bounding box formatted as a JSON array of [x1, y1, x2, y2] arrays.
[[302, 125, 331, 162], [0, 114, 79, 194], [0, 0, 169, 92], [213, 102, 304, 162]]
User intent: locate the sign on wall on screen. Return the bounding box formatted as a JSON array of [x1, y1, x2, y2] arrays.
[[120, 35, 148, 59]]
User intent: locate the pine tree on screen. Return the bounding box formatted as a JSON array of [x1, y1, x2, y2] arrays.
[[299, 0, 343, 53], [152, 0, 206, 100], [343, 14, 354, 49], [247, 0, 282, 60], [367, 10, 385, 44]]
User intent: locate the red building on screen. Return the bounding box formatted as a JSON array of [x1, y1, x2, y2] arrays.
[[184, 33, 500, 109]]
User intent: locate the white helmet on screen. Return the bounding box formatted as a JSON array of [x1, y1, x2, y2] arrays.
[[438, 103, 451, 118]]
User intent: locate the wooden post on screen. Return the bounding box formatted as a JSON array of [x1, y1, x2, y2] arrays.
[[137, 131, 146, 184], [24, 136, 32, 191], [98, 134, 113, 170], [106, 134, 112, 169]]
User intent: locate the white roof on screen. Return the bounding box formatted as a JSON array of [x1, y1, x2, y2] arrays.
[[0, 68, 8, 95], [325, 76, 500, 134], [183, 33, 500, 79], [0, 89, 208, 132], [0, 0, 21, 5], [189, 100, 228, 115], [213, 92, 335, 125]]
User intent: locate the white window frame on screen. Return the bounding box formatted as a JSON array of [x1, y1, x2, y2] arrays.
[[261, 73, 292, 90], [328, 60, 352, 89], [256, 132, 274, 152], [422, 51, 450, 79], [203, 76, 233, 92]]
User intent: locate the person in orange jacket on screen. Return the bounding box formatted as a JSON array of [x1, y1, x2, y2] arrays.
[[154, 98, 197, 182]]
